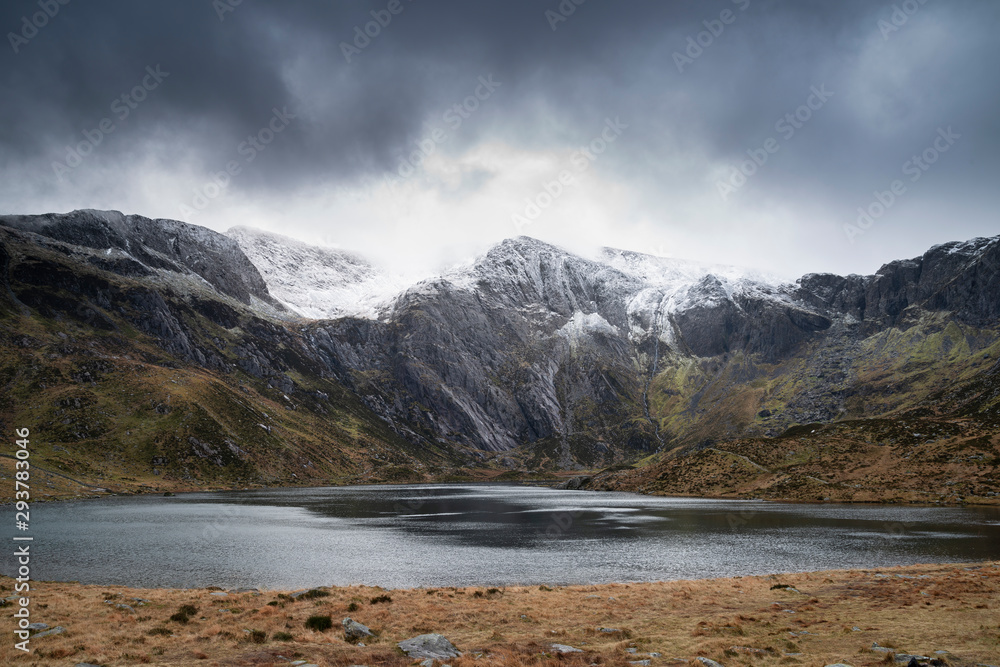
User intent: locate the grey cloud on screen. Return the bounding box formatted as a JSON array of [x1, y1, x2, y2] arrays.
[[0, 0, 996, 275]]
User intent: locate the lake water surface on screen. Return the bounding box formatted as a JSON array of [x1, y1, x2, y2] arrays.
[[5, 484, 999, 589]]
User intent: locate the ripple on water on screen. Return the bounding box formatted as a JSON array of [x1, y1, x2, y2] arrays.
[[5, 484, 999, 589]]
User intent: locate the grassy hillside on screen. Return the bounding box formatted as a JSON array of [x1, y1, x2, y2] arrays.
[[0, 233, 463, 501], [588, 412, 1000, 505]]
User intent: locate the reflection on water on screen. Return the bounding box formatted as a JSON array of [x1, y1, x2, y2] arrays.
[[3, 484, 998, 589]]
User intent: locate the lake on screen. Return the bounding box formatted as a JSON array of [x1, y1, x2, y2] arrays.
[[5, 484, 1000, 590]]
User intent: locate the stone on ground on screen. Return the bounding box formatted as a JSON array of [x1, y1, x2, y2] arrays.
[[342, 617, 373, 642], [551, 644, 583, 653], [397, 633, 462, 659], [33, 626, 67, 638]]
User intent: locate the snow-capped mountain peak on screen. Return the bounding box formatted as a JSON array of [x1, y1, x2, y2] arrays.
[[229, 230, 798, 326], [226, 227, 414, 319]]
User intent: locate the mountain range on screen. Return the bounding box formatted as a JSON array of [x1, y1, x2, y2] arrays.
[[0, 209, 997, 503]]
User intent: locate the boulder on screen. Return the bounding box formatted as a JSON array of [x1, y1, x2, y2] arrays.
[[551, 644, 583, 654], [33, 626, 66, 638], [342, 617, 373, 642], [398, 633, 462, 659], [290, 587, 327, 599], [696, 659, 725, 667], [560, 476, 592, 490]]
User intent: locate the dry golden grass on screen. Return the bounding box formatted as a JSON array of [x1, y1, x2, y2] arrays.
[[2, 561, 999, 666], [595, 420, 1000, 507]]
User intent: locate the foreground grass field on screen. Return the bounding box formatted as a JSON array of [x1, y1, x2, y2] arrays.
[[2, 562, 998, 667]]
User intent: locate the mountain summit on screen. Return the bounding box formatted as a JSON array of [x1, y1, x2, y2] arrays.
[[1, 210, 997, 499]]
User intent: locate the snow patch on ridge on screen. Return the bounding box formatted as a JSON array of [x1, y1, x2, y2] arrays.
[[601, 247, 795, 343], [558, 311, 620, 341]]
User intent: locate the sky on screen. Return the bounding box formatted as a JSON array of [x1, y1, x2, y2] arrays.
[[1, 0, 997, 280]]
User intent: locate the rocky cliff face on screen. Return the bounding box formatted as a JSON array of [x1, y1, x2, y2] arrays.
[[796, 236, 1000, 329], [300, 237, 837, 462], [0, 210, 282, 309], [1, 210, 998, 479]]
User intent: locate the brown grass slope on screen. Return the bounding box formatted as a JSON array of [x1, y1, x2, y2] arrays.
[[589, 412, 1000, 505]]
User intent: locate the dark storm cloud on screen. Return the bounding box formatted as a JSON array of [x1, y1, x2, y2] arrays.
[[0, 0, 997, 270], [0, 2, 856, 177]]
